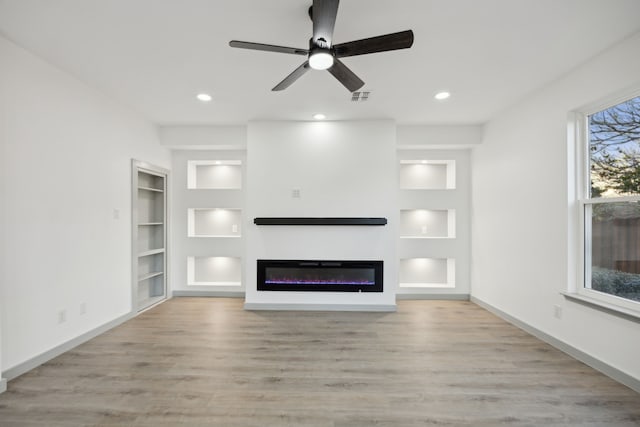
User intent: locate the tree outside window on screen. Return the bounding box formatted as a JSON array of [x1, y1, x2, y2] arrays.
[[587, 96, 640, 304]]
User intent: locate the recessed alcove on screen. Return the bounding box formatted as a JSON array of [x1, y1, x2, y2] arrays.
[[187, 160, 242, 189], [187, 256, 242, 286], [188, 208, 242, 237], [399, 209, 456, 238], [399, 258, 455, 288], [399, 160, 455, 190]]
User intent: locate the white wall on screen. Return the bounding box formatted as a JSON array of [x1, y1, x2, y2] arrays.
[[245, 121, 397, 309], [0, 36, 170, 376], [397, 125, 482, 149], [471, 32, 640, 380], [160, 126, 246, 150]]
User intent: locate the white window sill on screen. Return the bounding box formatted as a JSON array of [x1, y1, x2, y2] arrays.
[[562, 292, 640, 323]]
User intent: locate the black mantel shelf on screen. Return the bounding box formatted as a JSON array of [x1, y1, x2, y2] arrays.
[[253, 217, 387, 226]]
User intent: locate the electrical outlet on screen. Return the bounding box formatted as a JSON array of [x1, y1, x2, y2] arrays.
[[113, 209, 120, 220], [58, 309, 67, 324], [553, 305, 563, 319], [80, 302, 87, 315], [292, 189, 301, 198]]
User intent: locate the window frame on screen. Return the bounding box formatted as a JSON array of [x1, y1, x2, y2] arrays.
[[575, 90, 640, 315]]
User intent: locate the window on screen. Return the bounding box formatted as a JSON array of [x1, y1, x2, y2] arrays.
[[580, 95, 640, 312]]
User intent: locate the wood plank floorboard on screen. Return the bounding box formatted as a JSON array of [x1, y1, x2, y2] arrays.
[[0, 298, 638, 426]]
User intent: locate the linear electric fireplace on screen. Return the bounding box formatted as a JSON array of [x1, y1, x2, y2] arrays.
[[257, 260, 383, 292]]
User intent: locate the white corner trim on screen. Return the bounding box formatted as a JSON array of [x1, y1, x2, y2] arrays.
[[2, 312, 133, 382], [0, 378, 6, 394], [471, 296, 640, 394], [244, 303, 397, 312]]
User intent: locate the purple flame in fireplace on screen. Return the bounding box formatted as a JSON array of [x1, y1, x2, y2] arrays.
[[265, 267, 375, 286]]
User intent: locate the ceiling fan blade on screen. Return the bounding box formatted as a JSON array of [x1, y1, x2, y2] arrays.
[[327, 58, 364, 92], [229, 40, 308, 56], [312, 0, 339, 47], [333, 30, 414, 58], [272, 61, 311, 91]]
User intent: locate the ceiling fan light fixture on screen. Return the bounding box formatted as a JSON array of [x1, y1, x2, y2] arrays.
[[309, 50, 334, 70], [434, 91, 451, 100], [196, 93, 213, 102]]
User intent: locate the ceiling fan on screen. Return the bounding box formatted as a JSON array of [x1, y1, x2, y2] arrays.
[[229, 0, 414, 92]]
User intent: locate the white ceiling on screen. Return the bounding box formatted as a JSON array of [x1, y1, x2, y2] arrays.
[[1, 0, 639, 125]]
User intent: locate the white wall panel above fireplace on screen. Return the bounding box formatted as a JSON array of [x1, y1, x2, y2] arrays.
[[245, 121, 398, 311]]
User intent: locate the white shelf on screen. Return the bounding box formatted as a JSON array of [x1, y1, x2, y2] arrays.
[[400, 209, 456, 239], [399, 160, 456, 190], [187, 256, 241, 286], [137, 252, 164, 281], [399, 258, 455, 288], [138, 248, 165, 257], [187, 160, 242, 189], [137, 170, 165, 192], [138, 222, 163, 226], [188, 208, 242, 238], [138, 186, 164, 193], [138, 271, 164, 282]]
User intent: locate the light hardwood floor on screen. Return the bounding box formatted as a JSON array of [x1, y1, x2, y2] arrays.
[[0, 298, 638, 426]]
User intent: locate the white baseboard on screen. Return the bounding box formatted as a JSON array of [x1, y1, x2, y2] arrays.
[[471, 296, 640, 394], [0, 378, 6, 394], [396, 293, 470, 300], [173, 290, 244, 298], [244, 303, 397, 312], [2, 312, 133, 382]]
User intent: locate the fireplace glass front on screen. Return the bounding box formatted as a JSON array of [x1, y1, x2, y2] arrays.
[[257, 260, 383, 292]]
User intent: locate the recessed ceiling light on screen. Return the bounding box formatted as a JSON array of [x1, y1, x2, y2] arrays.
[[312, 113, 326, 120], [196, 93, 212, 102], [434, 91, 451, 100]]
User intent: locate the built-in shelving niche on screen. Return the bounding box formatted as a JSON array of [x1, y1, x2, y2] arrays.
[[399, 258, 455, 288], [133, 161, 168, 311], [188, 208, 242, 237], [399, 160, 456, 190], [187, 256, 242, 287], [187, 160, 242, 190], [399, 209, 456, 239]]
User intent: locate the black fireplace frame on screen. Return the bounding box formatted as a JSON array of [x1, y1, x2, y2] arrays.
[[257, 259, 383, 292]]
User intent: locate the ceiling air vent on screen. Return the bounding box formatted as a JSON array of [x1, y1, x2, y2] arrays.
[[351, 91, 371, 102]]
